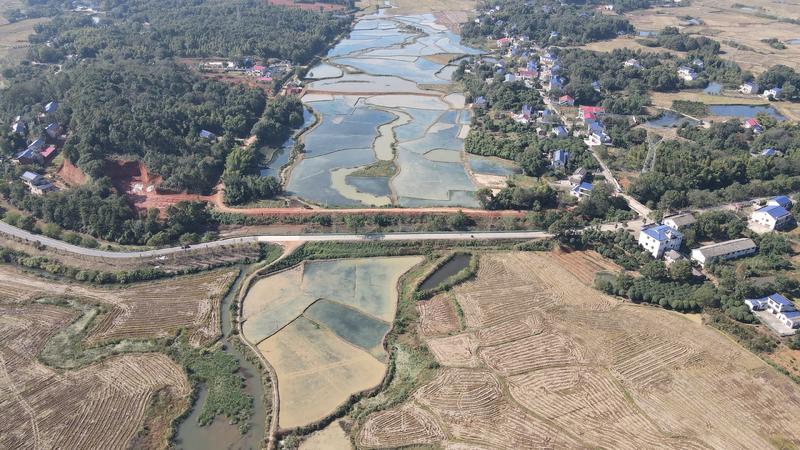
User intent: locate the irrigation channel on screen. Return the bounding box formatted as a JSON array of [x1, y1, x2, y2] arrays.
[[173, 266, 268, 450]]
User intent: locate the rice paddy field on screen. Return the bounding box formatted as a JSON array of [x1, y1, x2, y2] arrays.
[[240, 256, 422, 429], [355, 251, 800, 449], [288, 13, 488, 208]]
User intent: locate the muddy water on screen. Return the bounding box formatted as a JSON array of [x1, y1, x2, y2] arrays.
[[173, 267, 267, 450]]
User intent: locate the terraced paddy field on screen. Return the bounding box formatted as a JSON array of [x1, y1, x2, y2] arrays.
[[241, 256, 422, 429], [357, 251, 800, 449], [289, 12, 483, 207]]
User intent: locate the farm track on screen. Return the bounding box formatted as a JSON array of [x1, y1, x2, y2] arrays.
[[358, 251, 800, 449]]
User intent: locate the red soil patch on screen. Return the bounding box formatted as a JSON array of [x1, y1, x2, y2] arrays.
[[56, 159, 87, 187], [266, 0, 345, 11]]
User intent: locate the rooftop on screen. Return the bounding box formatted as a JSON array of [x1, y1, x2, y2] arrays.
[[642, 224, 683, 242], [664, 213, 696, 227], [755, 205, 791, 219], [694, 238, 756, 259], [767, 293, 794, 307]]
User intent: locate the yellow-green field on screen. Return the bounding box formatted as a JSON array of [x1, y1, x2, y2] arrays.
[[627, 0, 800, 74]]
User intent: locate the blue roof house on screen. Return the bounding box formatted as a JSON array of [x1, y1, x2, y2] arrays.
[[752, 205, 794, 230], [570, 181, 592, 199], [551, 149, 569, 168], [552, 126, 568, 138], [638, 224, 684, 258], [768, 196, 792, 208]]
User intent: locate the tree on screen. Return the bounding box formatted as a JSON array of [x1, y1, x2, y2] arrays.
[[668, 260, 693, 282], [640, 260, 668, 280]]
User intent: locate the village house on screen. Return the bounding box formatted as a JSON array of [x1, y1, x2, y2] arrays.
[[558, 95, 575, 106], [751, 205, 794, 230], [551, 149, 569, 169], [638, 224, 684, 258], [540, 51, 557, 66], [767, 195, 792, 208], [40, 145, 57, 162], [473, 96, 487, 108], [663, 212, 696, 230], [623, 58, 642, 69], [587, 121, 611, 145], [20, 171, 55, 195], [44, 101, 58, 114], [762, 87, 782, 99], [760, 147, 778, 157], [739, 81, 759, 95], [690, 238, 757, 267], [199, 129, 217, 140], [552, 125, 568, 138], [677, 66, 698, 81], [15, 137, 48, 163], [744, 118, 764, 133], [504, 73, 517, 83], [548, 75, 564, 92], [664, 249, 687, 265], [579, 106, 605, 124], [45, 123, 61, 140], [569, 167, 587, 185], [692, 58, 704, 68], [516, 68, 537, 80], [570, 181, 593, 199], [11, 120, 25, 134], [746, 294, 800, 329]]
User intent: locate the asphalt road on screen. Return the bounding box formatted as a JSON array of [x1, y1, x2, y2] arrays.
[[0, 221, 552, 260]]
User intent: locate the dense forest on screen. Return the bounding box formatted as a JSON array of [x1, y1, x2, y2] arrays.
[[627, 119, 800, 210], [463, 0, 635, 46], [0, 0, 348, 244]]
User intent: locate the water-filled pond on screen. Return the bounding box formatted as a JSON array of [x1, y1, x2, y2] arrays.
[[419, 253, 472, 291], [286, 12, 483, 208], [708, 104, 785, 120], [644, 111, 700, 128], [704, 82, 722, 95]]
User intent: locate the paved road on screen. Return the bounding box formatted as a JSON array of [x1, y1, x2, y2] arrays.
[[0, 221, 552, 260]]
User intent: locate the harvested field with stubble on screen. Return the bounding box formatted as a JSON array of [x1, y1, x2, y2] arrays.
[[358, 251, 800, 449], [0, 302, 191, 450], [627, 0, 800, 75], [0, 266, 237, 347]]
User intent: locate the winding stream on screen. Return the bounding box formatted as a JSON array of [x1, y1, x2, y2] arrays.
[[173, 267, 267, 450]]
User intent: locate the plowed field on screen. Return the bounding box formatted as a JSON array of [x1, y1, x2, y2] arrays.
[[358, 251, 800, 449]]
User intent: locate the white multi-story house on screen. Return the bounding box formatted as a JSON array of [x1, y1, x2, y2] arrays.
[[752, 205, 794, 230], [739, 82, 759, 94], [677, 66, 698, 81], [638, 224, 684, 258]]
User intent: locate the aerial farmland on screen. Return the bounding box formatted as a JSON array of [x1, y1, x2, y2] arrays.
[[4, 0, 800, 448]]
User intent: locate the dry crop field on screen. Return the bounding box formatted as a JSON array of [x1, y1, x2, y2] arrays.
[[627, 0, 800, 75], [357, 251, 800, 449], [0, 266, 237, 346], [0, 302, 191, 449]]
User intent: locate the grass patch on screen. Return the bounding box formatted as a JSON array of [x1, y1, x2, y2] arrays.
[[37, 297, 159, 369], [168, 339, 253, 432], [348, 160, 397, 178], [707, 312, 778, 354], [451, 292, 466, 331], [672, 99, 710, 118]]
